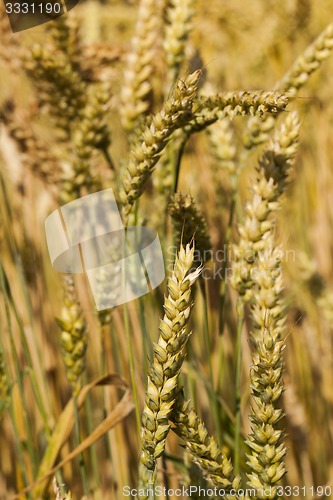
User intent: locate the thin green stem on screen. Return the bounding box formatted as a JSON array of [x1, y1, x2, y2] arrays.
[[199, 278, 222, 444], [124, 302, 141, 437], [73, 394, 90, 495], [218, 180, 237, 336], [234, 297, 244, 476], [138, 296, 152, 374], [200, 279, 213, 383], [8, 404, 32, 499], [162, 455, 170, 500], [217, 175, 237, 394], [173, 136, 188, 193], [147, 470, 156, 500], [83, 375, 101, 493], [0, 261, 38, 476], [102, 147, 117, 171], [185, 342, 197, 410]]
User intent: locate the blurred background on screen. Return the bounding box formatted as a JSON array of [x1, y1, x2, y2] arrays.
[[1, 0, 333, 498]]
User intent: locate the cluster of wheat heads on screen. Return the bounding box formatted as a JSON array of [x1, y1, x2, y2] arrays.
[[1, 0, 333, 498]]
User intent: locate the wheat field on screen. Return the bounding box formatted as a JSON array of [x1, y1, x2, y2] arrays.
[[1, 1, 333, 499]]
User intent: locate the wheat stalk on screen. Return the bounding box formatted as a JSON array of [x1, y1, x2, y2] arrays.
[[0, 349, 10, 418]]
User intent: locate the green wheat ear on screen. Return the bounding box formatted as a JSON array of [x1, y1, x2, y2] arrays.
[[56, 276, 87, 396], [171, 392, 240, 493], [140, 244, 201, 481]]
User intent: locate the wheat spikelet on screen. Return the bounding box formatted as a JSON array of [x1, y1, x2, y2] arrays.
[[140, 244, 201, 478], [208, 117, 238, 210], [56, 276, 87, 396], [235, 115, 298, 495], [26, 46, 87, 138], [25, 17, 87, 138], [49, 15, 82, 68], [187, 91, 288, 134], [279, 22, 333, 96], [208, 118, 237, 178]]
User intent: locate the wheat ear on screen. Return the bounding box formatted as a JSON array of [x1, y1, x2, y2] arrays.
[[231, 112, 300, 300], [121, 0, 163, 133], [164, 0, 197, 87], [168, 192, 211, 260], [120, 71, 287, 224], [246, 236, 287, 497], [171, 392, 241, 496], [140, 244, 201, 479], [56, 276, 87, 396]]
